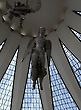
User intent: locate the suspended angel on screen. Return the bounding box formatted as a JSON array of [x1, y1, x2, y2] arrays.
[[2, 0, 41, 25], [22, 27, 52, 90]]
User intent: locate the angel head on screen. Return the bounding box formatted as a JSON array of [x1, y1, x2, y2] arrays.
[[38, 27, 46, 36]]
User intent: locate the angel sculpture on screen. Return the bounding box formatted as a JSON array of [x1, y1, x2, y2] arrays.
[[22, 27, 52, 90], [2, 0, 41, 26]]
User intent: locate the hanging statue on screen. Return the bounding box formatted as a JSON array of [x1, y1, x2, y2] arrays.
[[22, 27, 52, 90], [2, 0, 41, 24]]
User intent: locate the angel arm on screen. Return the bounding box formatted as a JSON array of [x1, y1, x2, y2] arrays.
[[45, 40, 52, 66], [22, 38, 35, 62]]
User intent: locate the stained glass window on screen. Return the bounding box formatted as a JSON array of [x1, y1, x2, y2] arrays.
[[61, 42, 81, 87], [49, 59, 79, 110], [0, 49, 18, 110], [69, 27, 81, 41], [0, 39, 6, 51], [73, 10, 81, 16], [76, 11, 81, 15], [21, 63, 43, 110]]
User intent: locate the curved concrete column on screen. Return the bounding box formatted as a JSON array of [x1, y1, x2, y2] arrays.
[[11, 37, 31, 110], [47, 32, 81, 109], [0, 35, 21, 81], [57, 23, 81, 61], [65, 9, 81, 32], [67, 0, 81, 10]]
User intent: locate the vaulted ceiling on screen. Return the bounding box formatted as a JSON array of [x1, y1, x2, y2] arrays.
[[0, 0, 81, 110]]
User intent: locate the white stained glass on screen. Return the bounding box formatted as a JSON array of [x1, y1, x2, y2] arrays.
[[0, 41, 5, 51], [62, 43, 81, 86], [49, 59, 79, 110], [0, 50, 18, 110], [71, 28, 81, 41], [22, 63, 43, 110]]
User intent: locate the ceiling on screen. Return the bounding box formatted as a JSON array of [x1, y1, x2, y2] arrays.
[[0, 0, 67, 37], [0, 0, 81, 110], [22, 0, 66, 36]]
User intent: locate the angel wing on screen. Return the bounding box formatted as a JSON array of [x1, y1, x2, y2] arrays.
[[45, 40, 52, 66], [22, 37, 35, 61], [27, 0, 41, 12]]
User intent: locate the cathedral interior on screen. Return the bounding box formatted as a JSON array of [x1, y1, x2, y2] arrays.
[[0, 0, 81, 110]]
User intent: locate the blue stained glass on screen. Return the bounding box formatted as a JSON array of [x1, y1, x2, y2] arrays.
[[0, 50, 18, 110], [71, 28, 81, 41], [49, 59, 79, 110], [62, 44, 81, 86], [22, 64, 43, 110]]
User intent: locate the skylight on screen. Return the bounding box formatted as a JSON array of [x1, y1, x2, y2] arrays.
[[0, 50, 18, 110], [49, 59, 79, 110], [61, 43, 81, 87], [70, 28, 81, 41], [0, 39, 6, 51], [21, 63, 43, 110]]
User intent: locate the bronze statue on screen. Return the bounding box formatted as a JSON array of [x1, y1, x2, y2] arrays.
[[22, 27, 52, 90]]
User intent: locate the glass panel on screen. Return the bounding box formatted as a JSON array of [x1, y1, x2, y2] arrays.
[[0, 40, 6, 51], [49, 59, 79, 110], [62, 43, 81, 86], [21, 63, 43, 110], [70, 28, 81, 41], [0, 42, 4, 50], [73, 11, 81, 16], [76, 11, 81, 15], [0, 50, 18, 110]]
